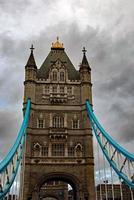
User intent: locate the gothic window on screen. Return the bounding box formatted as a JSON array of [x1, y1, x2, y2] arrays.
[[52, 85, 57, 93], [33, 143, 41, 157], [60, 71, 65, 81], [52, 143, 65, 156], [60, 86, 64, 93], [44, 85, 49, 94], [37, 119, 45, 128], [53, 115, 64, 128], [52, 71, 57, 81], [67, 86, 72, 95], [75, 143, 82, 157], [72, 119, 79, 129], [68, 147, 74, 157], [41, 146, 48, 157]]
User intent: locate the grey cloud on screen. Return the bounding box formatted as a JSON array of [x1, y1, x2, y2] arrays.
[[0, 108, 21, 158], [119, 117, 134, 144], [0, 14, 134, 165], [99, 67, 134, 96]]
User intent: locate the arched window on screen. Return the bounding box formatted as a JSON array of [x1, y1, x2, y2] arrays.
[[52, 71, 57, 81], [53, 115, 64, 128], [72, 119, 79, 129], [60, 71, 65, 81], [68, 146, 74, 157], [52, 85, 57, 93], [41, 146, 48, 157], [67, 86, 72, 95], [44, 85, 49, 94], [52, 143, 65, 156], [33, 143, 41, 157], [37, 118, 45, 128], [60, 86, 64, 93], [75, 143, 82, 157]]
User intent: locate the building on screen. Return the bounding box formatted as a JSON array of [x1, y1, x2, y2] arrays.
[[96, 183, 134, 200], [40, 180, 69, 200], [21, 37, 95, 200]]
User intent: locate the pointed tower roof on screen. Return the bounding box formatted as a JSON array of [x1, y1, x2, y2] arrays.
[[37, 38, 80, 80], [80, 47, 91, 70], [25, 45, 37, 68]]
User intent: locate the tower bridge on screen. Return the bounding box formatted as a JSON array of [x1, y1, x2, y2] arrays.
[[0, 38, 134, 200]]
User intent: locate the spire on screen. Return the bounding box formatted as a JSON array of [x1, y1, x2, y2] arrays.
[[25, 44, 37, 68], [81, 47, 90, 69]]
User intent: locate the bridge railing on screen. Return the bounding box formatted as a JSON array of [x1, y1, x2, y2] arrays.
[[86, 100, 134, 189], [0, 99, 31, 200]]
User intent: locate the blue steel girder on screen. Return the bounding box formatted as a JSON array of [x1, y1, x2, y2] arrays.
[[86, 100, 134, 189], [0, 99, 31, 199]]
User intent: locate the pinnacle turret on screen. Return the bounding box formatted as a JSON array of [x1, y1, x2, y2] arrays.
[[80, 47, 91, 70], [25, 45, 37, 68]]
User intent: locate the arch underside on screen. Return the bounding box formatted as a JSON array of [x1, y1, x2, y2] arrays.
[[35, 172, 79, 200]]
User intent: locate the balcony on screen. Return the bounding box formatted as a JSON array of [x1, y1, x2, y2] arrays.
[[49, 93, 67, 103], [49, 127, 68, 140]]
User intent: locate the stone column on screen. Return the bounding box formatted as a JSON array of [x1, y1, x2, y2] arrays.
[[32, 189, 39, 200], [48, 142, 52, 157], [64, 113, 67, 127], [50, 113, 52, 127], [65, 143, 68, 157]]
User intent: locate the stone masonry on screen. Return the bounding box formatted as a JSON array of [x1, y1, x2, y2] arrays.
[[21, 38, 96, 200]]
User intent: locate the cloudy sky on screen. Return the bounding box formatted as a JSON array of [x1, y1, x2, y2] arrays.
[[0, 0, 134, 174]]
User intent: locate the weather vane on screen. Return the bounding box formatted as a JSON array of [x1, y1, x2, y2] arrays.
[[30, 44, 35, 52], [82, 47, 87, 54]]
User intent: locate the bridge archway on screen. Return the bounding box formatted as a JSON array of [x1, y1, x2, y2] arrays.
[[35, 172, 80, 200], [43, 196, 59, 200]]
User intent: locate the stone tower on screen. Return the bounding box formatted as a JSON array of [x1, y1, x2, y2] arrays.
[[22, 38, 95, 200]]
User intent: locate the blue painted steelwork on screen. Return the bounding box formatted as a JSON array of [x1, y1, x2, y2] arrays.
[[0, 138, 25, 199], [86, 100, 134, 160], [86, 100, 134, 189], [0, 99, 31, 199]]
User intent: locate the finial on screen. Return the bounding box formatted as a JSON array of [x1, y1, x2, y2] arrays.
[[30, 44, 35, 53], [51, 37, 64, 49], [82, 47, 87, 55]]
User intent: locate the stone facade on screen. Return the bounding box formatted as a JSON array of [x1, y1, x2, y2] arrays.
[[21, 38, 96, 200], [40, 181, 69, 200]]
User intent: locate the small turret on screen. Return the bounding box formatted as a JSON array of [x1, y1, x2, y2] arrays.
[[24, 45, 37, 102], [79, 47, 91, 83], [81, 47, 91, 69], [79, 47, 92, 104], [26, 45, 37, 67], [25, 45, 37, 81]]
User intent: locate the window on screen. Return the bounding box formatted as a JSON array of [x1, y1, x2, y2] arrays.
[[60, 86, 64, 93], [45, 181, 54, 186], [72, 120, 79, 129], [67, 87, 72, 95], [53, 115, 64, 128], [52, 85, 57, 93], [44, 85, 49, 94], [60, 71, 65, 81], [37, 119, 44, 128], [52, 143, 65, 156], [68, 147, 74, 157], [33, 143, 41, 157], [41, 146, 48, 157], [53, 71, 57, 81], [75, 144, 82, 157]]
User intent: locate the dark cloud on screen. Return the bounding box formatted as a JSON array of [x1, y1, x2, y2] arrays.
[[0, 108, 22, 158], [0, 1, 134, 165]]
